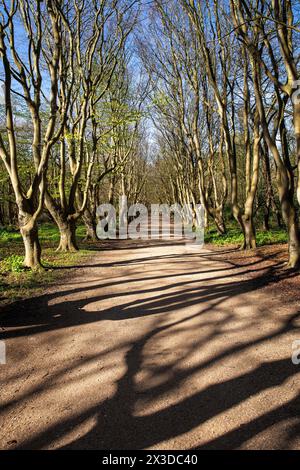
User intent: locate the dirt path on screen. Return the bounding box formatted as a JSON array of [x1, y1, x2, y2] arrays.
[[0, 240, 300, 450]]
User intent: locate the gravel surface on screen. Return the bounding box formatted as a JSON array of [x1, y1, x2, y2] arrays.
[[0, 240, 300, 450]]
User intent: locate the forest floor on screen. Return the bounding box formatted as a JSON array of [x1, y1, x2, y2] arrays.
[[0, 238, 300, 449]]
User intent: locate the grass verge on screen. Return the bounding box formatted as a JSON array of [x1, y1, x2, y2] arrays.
[[0, 223, 95, 306], [205, 226, 288, 247]]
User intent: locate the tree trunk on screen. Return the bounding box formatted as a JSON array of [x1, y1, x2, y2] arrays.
[[240, 111, 260, 250], [282, 201, 300, 268], [214, 207, 226, 235], [241, 215, 256, 250], [83, 218, 98, 241], [248, 55, 300, 266], [45, 192, 79, 252], [275, 207, 283, 229], [82, 209, 98, 242], [263, 208, 270, 232], [0, 203, 4, 226], [19, 219, 42, 269], [57, 220, 78, 252], [8, 185, 15, 225], [288, 228, 300, 268], [293, 98, 300, 206], [108, 175, 115, 205]]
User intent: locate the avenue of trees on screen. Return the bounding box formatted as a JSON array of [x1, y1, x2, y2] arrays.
[[0, 0, 300, 268]]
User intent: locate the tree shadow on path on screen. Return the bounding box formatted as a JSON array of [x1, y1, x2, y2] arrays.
[[1, 245, 300, 450]]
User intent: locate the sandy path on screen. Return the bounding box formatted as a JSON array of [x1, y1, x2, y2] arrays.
[[0, 240, 300, 450]]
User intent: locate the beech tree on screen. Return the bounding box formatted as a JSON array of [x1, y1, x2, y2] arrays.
[[0, 0, 66, 268], [230, 0, 300, 265], [44, 0, 139, 251], [177, 0, 264, 248]]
